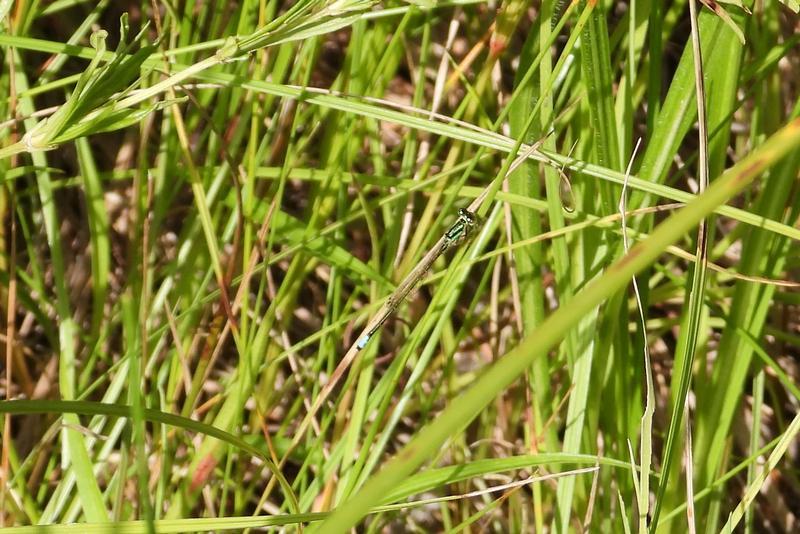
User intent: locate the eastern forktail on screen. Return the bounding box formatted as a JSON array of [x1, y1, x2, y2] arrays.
[[281, 134, 550, 461], [356, 207, 478, 349]]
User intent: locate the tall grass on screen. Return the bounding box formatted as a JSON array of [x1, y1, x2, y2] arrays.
[[1, 1, 799, 532]]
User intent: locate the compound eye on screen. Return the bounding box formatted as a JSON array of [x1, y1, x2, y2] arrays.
[[459, 208, 476, 224]]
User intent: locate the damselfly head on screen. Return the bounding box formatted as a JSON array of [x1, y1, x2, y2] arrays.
[[445, 208, 479, 244], [458, 208, 478, 227]]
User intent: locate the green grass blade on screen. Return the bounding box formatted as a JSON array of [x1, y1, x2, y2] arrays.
[[313, 112, 800, 534]]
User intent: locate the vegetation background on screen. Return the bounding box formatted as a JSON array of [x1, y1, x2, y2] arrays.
[[0, 0, 799, 532]]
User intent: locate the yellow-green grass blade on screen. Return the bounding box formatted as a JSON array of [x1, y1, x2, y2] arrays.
[[314, 114, 800, 533]]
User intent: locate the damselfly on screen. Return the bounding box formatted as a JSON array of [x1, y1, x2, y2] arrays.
[[281, 134, 551, 460], [356, 208, 478, 349]]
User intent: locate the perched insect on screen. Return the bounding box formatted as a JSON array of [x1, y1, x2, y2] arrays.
[[356, 208, 479, 350], [283, 134, 551, 461]]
